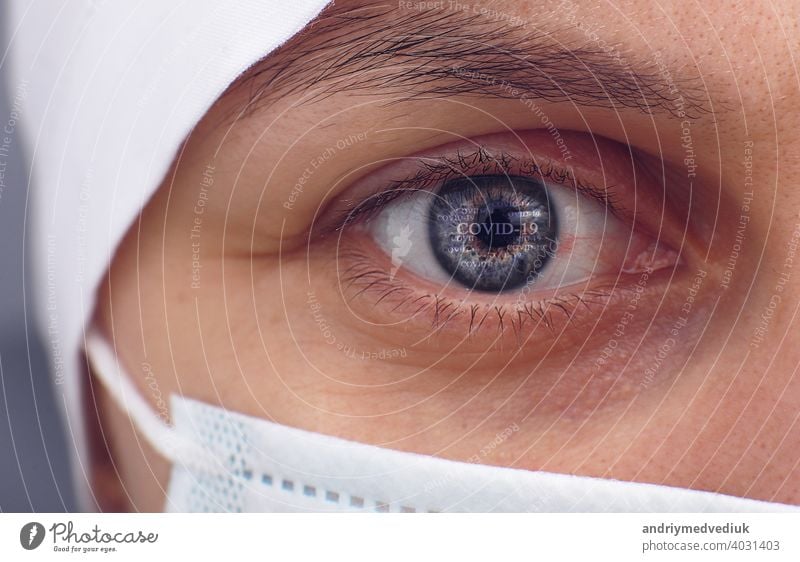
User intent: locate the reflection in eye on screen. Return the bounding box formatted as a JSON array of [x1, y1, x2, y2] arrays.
[[364, 156, 677, 299]]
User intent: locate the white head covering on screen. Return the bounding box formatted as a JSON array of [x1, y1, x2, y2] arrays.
[[6, 0, 330, 510]]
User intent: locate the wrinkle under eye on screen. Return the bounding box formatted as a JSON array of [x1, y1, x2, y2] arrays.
[[428, 175, 558, 292]]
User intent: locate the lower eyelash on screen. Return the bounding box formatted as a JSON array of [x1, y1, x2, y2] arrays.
[[338, 246, 614, 341]]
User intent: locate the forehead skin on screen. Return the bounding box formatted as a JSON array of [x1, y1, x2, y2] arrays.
[[93, 0, 800, 511]]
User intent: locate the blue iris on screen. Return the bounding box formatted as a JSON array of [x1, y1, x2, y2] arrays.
[[428, 175, 558, 292]]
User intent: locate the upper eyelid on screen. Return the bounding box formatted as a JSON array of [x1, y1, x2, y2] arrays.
[[326, 146, 622, 234]]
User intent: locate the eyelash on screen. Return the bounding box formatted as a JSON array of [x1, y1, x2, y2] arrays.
[[321, 146, 637, 339], [338, 247, 618, 339], [329, 147, 625, 232]]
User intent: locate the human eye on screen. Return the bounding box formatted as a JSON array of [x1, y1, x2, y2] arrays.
[[312, 130, 685, 343]]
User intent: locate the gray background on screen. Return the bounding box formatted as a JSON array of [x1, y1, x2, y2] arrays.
[[1, 17, 77, 511]]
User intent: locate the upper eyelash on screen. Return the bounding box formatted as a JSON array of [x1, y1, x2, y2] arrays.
[[328, 146, 622, 232]]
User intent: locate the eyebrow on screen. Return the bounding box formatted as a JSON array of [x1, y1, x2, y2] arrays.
[[230, 3, 709, 120]]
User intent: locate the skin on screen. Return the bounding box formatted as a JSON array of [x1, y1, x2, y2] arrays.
[[90, 0, 800, 511]]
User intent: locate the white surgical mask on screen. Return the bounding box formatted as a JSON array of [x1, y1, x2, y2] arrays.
[[85, 329, 799, 513]]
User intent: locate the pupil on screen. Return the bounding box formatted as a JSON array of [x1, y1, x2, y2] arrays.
[[428, 175, 558, 292], [475, 206, 519, 249]]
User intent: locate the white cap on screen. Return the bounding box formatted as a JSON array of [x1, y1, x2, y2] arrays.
[[6, 0, 330, 511]]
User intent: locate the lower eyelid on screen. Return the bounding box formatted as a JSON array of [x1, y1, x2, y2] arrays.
[[335, 236, 668, 344]]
